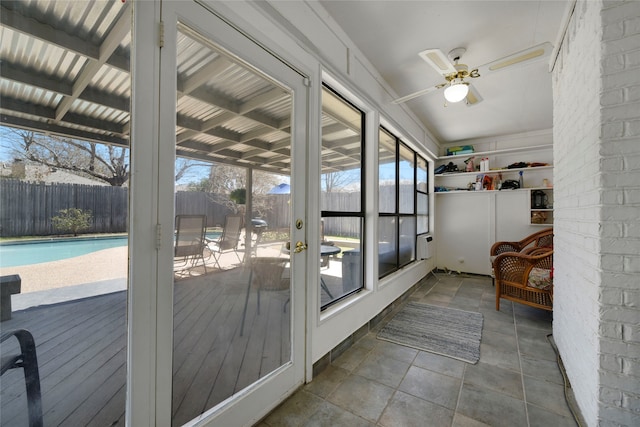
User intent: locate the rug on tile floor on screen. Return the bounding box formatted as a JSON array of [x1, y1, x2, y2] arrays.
[[377, 302, 483, 364]]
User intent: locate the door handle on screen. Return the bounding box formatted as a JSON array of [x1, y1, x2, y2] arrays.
[[294, 241, 307, 253]]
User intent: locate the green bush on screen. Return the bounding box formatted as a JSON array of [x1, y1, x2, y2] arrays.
[[52, 208, 93, 236], [229, 188, 246, 205]]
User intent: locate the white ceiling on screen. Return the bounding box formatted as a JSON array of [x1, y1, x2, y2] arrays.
[[318, 0, 571, 144]]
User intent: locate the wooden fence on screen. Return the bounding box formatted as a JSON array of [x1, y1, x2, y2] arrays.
[[1, 180, 128, 237], [1, 180, 410, 238], [0, 180, 291, 237]]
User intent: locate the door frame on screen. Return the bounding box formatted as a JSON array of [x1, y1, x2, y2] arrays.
[[127, 1, 163, 426], [128, 1, 319, 425]]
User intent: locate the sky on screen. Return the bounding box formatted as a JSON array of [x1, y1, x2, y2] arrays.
[[0, 126, 17, 162]]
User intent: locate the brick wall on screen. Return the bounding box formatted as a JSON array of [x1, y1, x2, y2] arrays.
[[552, 1, 603, 424], [553, 1, 640, 426]]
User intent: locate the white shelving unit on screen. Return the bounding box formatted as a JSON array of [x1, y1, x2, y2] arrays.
[[529, 188, 554, 226], [435, 144, 554, 211], [437, 144, 553, 160], [434, 142, 554, 275]]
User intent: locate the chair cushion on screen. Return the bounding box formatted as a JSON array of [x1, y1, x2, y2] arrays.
[[489, 256, 496, 277], [527, 268, 553, 291]]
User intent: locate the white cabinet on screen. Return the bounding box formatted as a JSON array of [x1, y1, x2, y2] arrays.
[[435, 192, 493, 275], [496, 191, 535, 240], [435, 190, 547, 275]]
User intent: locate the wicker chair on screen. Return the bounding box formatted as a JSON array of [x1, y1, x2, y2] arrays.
[[490, 227, 553, 256], [493, 247, 554, 311], [489, 227, 553, 286]]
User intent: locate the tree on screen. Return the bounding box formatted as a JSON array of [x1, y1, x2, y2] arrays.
[[188, 163, 282, 216], [229, 188, 246, 205], [175, 157, 211, 183], [6, 128, 130, 186], [322, 169, 360, 193]]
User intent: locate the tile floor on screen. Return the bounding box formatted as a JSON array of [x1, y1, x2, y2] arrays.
[[258, 273, 578, 427]]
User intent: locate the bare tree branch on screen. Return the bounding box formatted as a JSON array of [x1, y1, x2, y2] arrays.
[[188, 163, 283, 217], [5, 128, 130, 186], [322, 170, 360, 192]]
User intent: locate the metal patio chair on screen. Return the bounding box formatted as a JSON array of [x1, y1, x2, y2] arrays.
[[175, 215, 208, 274], [1, 329, 43, 427], [207, 214, 243, 269]]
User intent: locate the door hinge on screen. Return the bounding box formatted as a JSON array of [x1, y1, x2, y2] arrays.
[[159, 21, 164, 48], [303, 77, 310, 87], [156, 223, 162, 249]]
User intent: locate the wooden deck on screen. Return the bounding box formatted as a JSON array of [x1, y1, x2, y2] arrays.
[[1, 243, 350, 427], [1, 264, 293, 427]]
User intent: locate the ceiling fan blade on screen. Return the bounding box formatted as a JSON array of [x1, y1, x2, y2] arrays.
[[477, 42, 553, 74], [418, 48, 458, 76], [392, 83, 445, 104], [465, 84, 483, 106]]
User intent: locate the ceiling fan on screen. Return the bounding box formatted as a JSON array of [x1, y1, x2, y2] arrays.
[[392, 42, 553, 106]]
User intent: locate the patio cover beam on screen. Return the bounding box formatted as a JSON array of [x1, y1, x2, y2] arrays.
[[238, 88, 289, 115], [0, 96, 126, 136], [0, 3, 129, 73], [175, 149, 290, 175], [54, 2, 132, 123], [1, 114, 129, 147], [179, 57, 234, 94], [322, 108, 360, 136], [176, 114, 241, 143], [0, 62, 130, 114], [180, 86, 284, 132]]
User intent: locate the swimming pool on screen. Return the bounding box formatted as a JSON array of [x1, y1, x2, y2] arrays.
[[0, 237, 129, 268], [0, 232, 221, 268]]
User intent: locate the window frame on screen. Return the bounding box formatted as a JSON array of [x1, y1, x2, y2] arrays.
[[378, 126, 429, 279], [416, 154, 430, 235], [320, 84, 366, 310]]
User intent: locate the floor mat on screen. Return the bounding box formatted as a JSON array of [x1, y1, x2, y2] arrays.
[[377, 302, 483, 364]]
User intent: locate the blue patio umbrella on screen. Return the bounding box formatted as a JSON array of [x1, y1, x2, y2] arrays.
[[267, 183, 290, 194]]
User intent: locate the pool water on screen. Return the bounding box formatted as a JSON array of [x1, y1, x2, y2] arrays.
[[0, 237, 129, 268], [0, 232, 222, 268]]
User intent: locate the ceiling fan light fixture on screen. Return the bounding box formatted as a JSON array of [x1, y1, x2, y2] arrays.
[[444, 78, 469, 103]]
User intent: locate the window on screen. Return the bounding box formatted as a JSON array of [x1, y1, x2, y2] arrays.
[[378, 127, 397, 277], [417, 156, 429, 234], [320, 85, 365, 310], [378, 126, 428, 278]]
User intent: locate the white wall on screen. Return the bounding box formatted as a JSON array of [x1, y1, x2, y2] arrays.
[[552, 1, 640, 426]]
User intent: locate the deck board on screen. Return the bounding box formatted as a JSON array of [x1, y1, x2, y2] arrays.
[[1, 263, 296, 426], [235, 292, 270, 390], [1, 294, 126, 424], [50, 350, 126, 427], [85, 382, 126, 427], [172, 294, 236, 422], [71, 365, 127, 427]]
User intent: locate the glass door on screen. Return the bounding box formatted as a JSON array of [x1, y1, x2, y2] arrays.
[[157, 2, 308, 425]]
